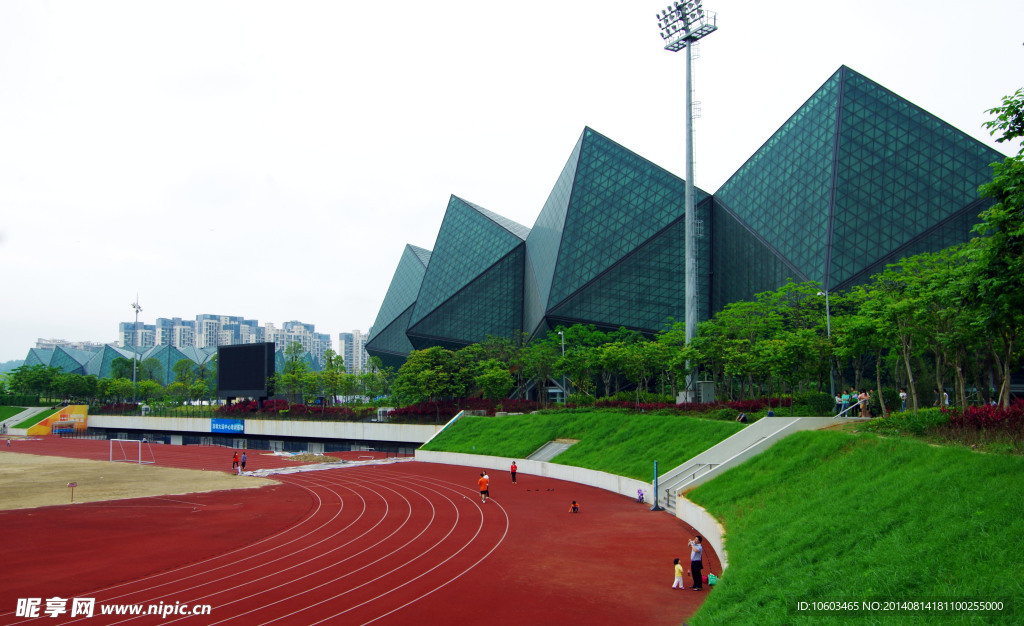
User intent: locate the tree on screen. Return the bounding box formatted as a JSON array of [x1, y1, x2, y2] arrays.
[[167, 381, 189, 405], [110, 357, 137, 381], [7, 364, 61, 396], [173, 359, 198, 387], [319, 349, 348, 406], [140, 358, 163, 384], [394, 346, 471, 419], [279, 342, 311, 404], [475, 361, 515, 401], [520, 336, 560, 405], [984, 88, 1024, 150], [107, 378, 135, 403], [858, 269, 927, 412], [136, 379, 162, 403], [973, 87, 1024, 406]]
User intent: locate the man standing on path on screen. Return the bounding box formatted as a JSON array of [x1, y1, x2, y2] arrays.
[[478, 473, 489, 503], [510, 461, 518, 484], [689, 536, 704, 590]]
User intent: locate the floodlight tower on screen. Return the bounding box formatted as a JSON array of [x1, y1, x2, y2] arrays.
[[657, 1, 717, 401], [131, 296, 142, 401]]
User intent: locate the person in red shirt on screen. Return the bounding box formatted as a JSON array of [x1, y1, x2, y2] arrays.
[[510, 461, 518, 484], [231, 451, 239, 470], [478, 473, 489, 503]]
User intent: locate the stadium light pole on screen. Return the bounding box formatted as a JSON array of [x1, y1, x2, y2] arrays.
[[657, 1, 717, 402], [131, 296, 142, 402]]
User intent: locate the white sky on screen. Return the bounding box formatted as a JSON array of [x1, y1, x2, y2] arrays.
[[1, 0, 1021, 363]]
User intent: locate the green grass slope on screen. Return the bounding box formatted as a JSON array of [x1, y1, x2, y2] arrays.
[[421, 411, 744, 481], [13, 408, 60, 429], [687, 430, 1023, 625], [0, 406, 26, 421]]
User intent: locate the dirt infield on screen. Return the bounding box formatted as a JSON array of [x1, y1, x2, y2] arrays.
[[0, 437, 719, 624], [0, 452, 275, 510]]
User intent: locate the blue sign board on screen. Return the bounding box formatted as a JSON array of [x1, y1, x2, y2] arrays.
[[211, 418, 245, 434]]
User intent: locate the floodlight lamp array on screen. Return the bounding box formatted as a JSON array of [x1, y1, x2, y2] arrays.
[[657, 1, 717, 51]]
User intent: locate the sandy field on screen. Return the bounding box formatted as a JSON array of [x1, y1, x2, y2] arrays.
[[0, 451, 276, 511]]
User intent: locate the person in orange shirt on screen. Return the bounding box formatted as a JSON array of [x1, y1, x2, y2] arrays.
[[478, 472, 489, 503], [231, 451, 239, 470], [569, 500, 580, 513]]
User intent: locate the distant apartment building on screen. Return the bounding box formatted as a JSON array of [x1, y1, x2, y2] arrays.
[[118, 321, 156, 349], [117, 314, 332, 364], [338, 330, 370, 374], [267, 321, 332, 364]]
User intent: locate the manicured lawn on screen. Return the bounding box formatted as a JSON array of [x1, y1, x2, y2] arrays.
[[13, 408, 60, 429], [422, 410, 745, 481], [687, 430, 1024, 625], [0, 406, 26, 421]]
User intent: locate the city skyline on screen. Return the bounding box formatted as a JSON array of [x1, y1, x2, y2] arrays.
[[2, 0, 1021, 362]]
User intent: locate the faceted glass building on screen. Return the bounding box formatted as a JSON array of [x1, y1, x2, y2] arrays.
[[711, 66, 1002, 309], [365, 244, 432, 370], [367, 66, 1004, 367]]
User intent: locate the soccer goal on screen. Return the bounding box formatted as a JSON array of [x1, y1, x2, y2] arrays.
[[109, 439, 156, 465]]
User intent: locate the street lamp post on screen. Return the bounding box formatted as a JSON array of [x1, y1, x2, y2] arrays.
[[558, 330, 567, 402], [657, 1, 717, 402], [131, 296, 142, 402], [818, 290, 835, 399]]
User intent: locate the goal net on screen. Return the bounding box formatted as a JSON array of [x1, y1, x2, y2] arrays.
[[109, 439, 156, 464]]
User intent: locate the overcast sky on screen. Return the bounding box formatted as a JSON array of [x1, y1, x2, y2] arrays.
[[1, 0, 1020, 364]]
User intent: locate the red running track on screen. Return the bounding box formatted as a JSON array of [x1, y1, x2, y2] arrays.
[[0, 437, 718, 625]]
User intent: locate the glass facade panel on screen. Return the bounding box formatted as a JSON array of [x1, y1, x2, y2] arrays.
[[366, 244, 430, 345], [549, 129, 697, 307], [715, 70, 841, 283], [550, 218, 685, 330], [829, 70, 1002, 288], [524, 133, 584, 337], [411, 196, 527, 328], [408, 246, 525, 349]]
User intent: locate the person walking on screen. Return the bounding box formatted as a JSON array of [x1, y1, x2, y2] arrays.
[[510, 461, 518, 484], [478, 473, 489, 503], [672, 558, 685, 589], [689, 536, 704, 590], [240, 452, 247, 472], [232, 451, 239, 470]]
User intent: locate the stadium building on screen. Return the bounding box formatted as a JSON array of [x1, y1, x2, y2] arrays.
[[368, 66, 1005, 368]]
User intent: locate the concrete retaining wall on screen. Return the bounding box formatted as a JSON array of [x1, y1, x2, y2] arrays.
[[88, 416, 441, 444]]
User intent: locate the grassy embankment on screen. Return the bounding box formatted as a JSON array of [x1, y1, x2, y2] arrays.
[[420, 410, 745, 481], [12, 408, 61, 429], [687, 430, 1023, 625], [0, 406, 26, 421]]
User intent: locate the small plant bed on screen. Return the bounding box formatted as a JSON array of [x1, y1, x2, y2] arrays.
[[858, 402, 1024, 455]]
